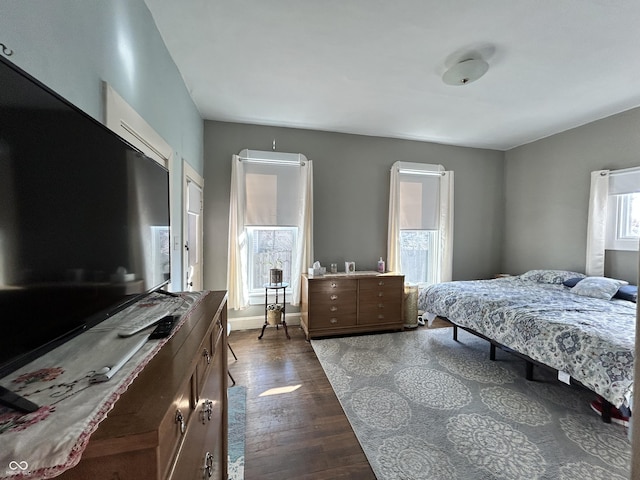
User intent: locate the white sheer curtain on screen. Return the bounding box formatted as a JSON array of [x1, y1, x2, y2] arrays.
[[585, 170, 609, 276], [439, 170, 454, 282], [387, 161, 454, 284], [226, 152, 313, 309], [291, 160, 314, 305], [387, 165, 401, 273], [227, 155, 248, 310]]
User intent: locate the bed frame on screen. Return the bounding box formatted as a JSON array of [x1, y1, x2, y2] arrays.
[[441, 317, 615, 423]]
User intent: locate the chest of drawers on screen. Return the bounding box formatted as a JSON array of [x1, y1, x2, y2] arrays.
[[56, 291, 228, 480], [300, 272, 404, 339]]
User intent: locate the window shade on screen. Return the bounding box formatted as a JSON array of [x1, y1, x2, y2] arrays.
[[609, 167, 640, 195], [398, 165, 441, 230], [244, 162, 300, 226]]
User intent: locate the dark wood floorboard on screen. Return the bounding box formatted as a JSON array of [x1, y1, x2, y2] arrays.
[[226, 324, 377, 480]]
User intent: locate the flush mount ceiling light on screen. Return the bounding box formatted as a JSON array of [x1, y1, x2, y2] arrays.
[[442, 58, 489, 86]]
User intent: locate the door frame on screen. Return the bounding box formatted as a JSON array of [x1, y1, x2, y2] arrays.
[[183, 160, 204, 291]]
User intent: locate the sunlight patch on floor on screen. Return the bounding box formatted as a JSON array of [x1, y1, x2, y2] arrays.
[[259, 384, 302, 397]]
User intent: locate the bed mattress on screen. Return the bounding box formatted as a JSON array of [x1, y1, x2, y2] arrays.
[[419, 275, 635, 408]]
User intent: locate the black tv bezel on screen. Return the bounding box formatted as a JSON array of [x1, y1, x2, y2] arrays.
[[0, 56, 171, 380]]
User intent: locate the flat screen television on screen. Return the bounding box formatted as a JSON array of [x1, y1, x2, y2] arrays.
[[0, 56, 171, 379]]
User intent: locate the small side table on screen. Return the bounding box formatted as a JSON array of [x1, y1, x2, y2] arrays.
[[259, 282, 290, 339]]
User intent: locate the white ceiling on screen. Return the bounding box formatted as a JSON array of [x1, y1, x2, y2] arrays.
[[143, 0, 640, 151]]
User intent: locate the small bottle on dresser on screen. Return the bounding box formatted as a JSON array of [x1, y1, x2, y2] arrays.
[[377, 257, 385, 273]]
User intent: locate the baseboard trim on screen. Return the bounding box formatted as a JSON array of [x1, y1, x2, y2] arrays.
[[229, 313, 301, 331]]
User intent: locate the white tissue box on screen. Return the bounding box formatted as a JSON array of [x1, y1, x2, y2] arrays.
[[308, 267, 326, 276]]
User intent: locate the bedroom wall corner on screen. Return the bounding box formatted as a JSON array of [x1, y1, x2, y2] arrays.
[[503, 106, 640, 282]]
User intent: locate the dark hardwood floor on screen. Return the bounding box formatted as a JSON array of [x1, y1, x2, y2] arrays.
[[226, 323, 377, 480]]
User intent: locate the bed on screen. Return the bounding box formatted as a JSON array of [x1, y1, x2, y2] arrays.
[[418, 270, 636, 412]]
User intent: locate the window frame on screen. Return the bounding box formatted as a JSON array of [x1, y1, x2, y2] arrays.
[[398, 229, 439, 285], [394, 162, 444, 286], [246, 225, 297, 302], [606, 193, 640, 251]]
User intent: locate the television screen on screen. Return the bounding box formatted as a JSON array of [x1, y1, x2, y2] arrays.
[[0, 57, 170, 378]]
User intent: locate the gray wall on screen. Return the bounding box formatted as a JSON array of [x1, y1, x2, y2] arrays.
[[203, 121, 505, 293], [1, 0, 204, 291], [504, 107, 640, 283]]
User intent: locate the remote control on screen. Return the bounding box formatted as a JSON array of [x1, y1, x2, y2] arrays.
[[90, 334, 149, 383], [117, 311, 170, 337], [149, 315, 178, 339], [0, 385, 39, 413]]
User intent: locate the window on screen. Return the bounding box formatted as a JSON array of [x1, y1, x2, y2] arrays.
[[399, 230, 438, 285], [388, 161, 453, 286], [246, 226, 297, 294], [617, 193, 640, 239], [604, 168, 640, 252], [243, 161, 300, 299], [606, 192, 640, 251], [398, 171, 440, 284], [227, 150, 313, 310]]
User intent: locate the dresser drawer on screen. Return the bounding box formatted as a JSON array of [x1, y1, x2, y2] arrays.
[[157, 377, 195, 480], [169, 344, 225, 480], [308, 278, 357, 297], [308, 293, 356, 314], [311, 311, 357, 329], [358, 276, 403, 296], [358, 299, 402, 325], [194, 318, 223, 401], [308, 281, 357, 329], [358, 277, 403, 325]]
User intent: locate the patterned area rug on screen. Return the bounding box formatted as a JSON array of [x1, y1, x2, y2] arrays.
[[228, 385, 246, 480], [311, 328, 631, 480]]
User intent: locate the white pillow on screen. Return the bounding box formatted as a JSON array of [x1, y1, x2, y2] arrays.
[[520, 269, 586, 284], [571, 277, 628, 300]]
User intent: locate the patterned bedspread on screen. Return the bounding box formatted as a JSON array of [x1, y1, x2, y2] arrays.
[[418, 276, 635, 408]]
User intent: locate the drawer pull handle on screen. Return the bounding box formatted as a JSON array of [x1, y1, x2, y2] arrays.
[[378, 280, 385, 286], [378, 314, 385, 319], [330, 306, 338, 312], [201, 399, 213, 423], [204, 451, 214, 478], [378, 304, 385, 308], [175, 409, 186, 435], [203, 348, 211, 364], [330, 318, 338, 324], [378, 292, 384, 297], [331, 282, 338, 288], [330, 294, 338, 300]]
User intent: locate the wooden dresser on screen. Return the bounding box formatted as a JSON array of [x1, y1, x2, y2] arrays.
[[300, 272, 404, 339], [57, 291, 228, 480]]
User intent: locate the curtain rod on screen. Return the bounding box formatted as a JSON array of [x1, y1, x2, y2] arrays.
[[609, 165, 640, 177], [237, 155, 305, 166], [397, 168, 446, 176]]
